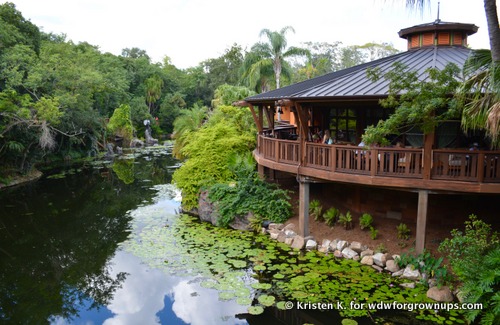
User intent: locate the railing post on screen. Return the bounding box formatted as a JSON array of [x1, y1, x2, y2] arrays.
[[275, 138, 280, 163], [478, 152, 485, 182], [370, 149, 378, 176], [331, 145, 336, 172]]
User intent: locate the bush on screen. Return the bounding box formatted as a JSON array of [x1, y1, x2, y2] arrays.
[[439, 215, 499, 325], [338, 211, 353, 230], [397, 223, 410, 240], [359, 213, 373, 230], [369, 226, 378, 240], [395, 250, 450, 287], [309, 199, 323, 221], [323, 207, 339, 227], [208, 153, 291, 227]]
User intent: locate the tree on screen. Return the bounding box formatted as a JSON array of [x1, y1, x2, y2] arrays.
[[405, 0, 500, 146], [242, 26, 310, 90], [144, 75, 164, 115], [362, 62, 461, 145], [458, 50, 500, 147]]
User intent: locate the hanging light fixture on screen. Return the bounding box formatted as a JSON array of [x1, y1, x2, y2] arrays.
[[277, 106, 283, 114]]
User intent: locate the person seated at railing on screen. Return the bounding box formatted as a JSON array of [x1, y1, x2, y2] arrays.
[[323, 130, 334, 145], [469, 142, 479, 151]]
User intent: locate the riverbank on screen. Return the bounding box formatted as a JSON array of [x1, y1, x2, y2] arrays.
[[0, 169, 43, 190]]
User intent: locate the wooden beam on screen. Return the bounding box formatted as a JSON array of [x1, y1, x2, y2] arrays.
[[247, 103, 263, 133], [298, 177, 310, 237], [415, 190, 429, 254], [422, 131, 434, 180]]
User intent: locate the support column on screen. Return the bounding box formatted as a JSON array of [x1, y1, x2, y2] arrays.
[[415, 190, 429, 254], [298, 178, 310, 237], [257, 164, 265, 179]]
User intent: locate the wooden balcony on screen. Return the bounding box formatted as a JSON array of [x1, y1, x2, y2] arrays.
[[256, 135, 500, 194]]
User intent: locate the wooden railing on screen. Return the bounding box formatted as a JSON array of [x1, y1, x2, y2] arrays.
[[257, 135, 500, 184]]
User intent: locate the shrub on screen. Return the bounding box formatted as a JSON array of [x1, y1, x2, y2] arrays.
[[338, 211, 353, 230], [397, 223, 411, 240], [369, 226, 378, 240], [323, 207, 339, 227], [359, 213, 373, 230], [439, 215, 499, 325], [374, 243, 387, 253], [395, 250, 450, 287], [309, 199, 323, 221], [208, 153, 291, 227]]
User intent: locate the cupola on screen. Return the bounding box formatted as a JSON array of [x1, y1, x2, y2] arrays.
[[398, 20, 478, 50]]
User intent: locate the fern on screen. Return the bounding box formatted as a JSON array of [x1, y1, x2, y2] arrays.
[[309, 199, 323, 221], [323, 207, 339, 227]]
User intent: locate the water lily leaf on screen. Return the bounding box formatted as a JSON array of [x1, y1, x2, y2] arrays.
[[247, 305, 264, 315], [236, 297, 252, 306], [257, 294, 275, 307]]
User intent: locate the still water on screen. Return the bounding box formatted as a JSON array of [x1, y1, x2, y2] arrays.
[[0, 146, 453, 325], [0, 146, 251, 325]]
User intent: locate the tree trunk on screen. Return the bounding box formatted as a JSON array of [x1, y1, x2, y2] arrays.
[[484, 0, 500, 62]]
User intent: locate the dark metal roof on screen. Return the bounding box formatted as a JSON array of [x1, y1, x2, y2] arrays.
[[245, 46, 471, 103]]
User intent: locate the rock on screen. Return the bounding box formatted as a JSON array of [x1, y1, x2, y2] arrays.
[[329, 240, 338, 251], [455, 290, 466, 303], [428, 278, 438, 288], [392, 254, 401, 262], [349, 241, 363, 253], [360, 249, 373, 258], [385, 260, 400, 273], [426, 286, 454, 302], [197, 190, 219, 225], [291, 236, 305, 250], [268, 223, 284, 230], [130, 138, 144, 148], [342, 247, 359, 259], [353, 255, 360, 261], [284, 230, 296, 237], [276, 231, 286, 243], [372, 265, 384, 272], [372, 253, 387, 267], [392, 269, 404, 277], [360, 256, 373, 265], [116, 146, 123, 155], [321, 239, 331, 249], [318, 245, 329, 253], [284, 237, 294, 245], [305, 239, 317, 250], [261, 227, 267, 235], [269, 229, 280, 240], [401, 266, 421, 281], [336, 240, 348, 251], [283, 223, 295, 231], [333, 250, 343, 258], [229, 214, 251, 231], [400, 282, 416, 289]]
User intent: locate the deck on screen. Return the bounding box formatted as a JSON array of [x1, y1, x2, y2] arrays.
[[256, 135, 500, 194]]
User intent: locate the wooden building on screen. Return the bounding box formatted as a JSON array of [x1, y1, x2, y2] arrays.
[[236, 20, 500, 253]]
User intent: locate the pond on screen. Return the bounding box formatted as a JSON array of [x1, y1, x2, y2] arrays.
[[0, 146, 464, 325]]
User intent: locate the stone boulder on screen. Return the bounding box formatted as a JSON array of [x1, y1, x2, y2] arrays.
[[333, 250, 343, 258], [349, 241, 363, 253], [342, 247, 359, 259], [305, 239, 318, 250], [426, 286, 454, 302], [360, 255, 374, 266], [401, 265, 421, 281], [291, 236, 305, 250], [385, 260, 400, 273], [198, 190, 219, 225], [336, 240, 348, 251], [360, 249, 374, 258], [372, 253, 387, 267]]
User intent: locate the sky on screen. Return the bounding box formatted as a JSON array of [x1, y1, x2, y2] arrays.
[[6, 0, 495, 69]]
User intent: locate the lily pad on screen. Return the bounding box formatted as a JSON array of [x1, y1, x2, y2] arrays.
[[247, 305, 264, 315], [257, 294, 275, 307]]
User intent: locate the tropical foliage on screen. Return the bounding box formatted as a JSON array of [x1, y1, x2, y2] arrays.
[[439, 215, 500, 325]]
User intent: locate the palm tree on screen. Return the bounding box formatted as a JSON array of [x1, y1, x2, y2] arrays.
[[459, 50, 500, 147], [172, 105, 208, 159], [242, 26, 310, 90]]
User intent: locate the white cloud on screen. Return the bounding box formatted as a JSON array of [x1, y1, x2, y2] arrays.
[[8, 0, 494, 68]]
